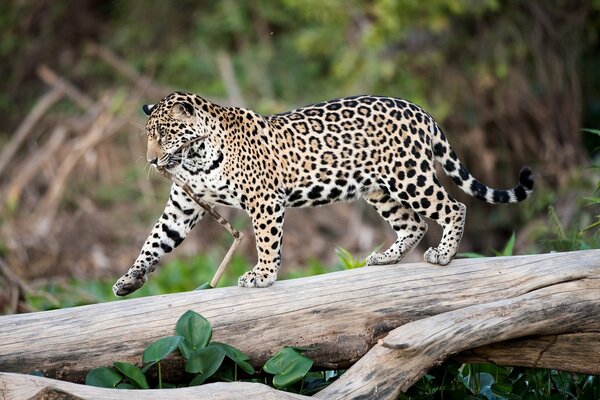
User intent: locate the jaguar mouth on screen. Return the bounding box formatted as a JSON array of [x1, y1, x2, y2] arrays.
[[161, 135, 208, 170]]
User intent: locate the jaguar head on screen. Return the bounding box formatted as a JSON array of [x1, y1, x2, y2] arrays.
[[142, 92, 209, 170]]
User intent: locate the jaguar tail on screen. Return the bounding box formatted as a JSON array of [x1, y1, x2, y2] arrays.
[[431, 122, 534, 204]]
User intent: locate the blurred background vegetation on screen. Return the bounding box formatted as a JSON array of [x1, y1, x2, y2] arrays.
[[0, 0, 599, 314]]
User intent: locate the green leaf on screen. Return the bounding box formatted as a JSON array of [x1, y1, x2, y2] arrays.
[[582, 128, 600, 137], [175, 310, 212, 359], [211, 342, 255, 374], [142, 336, 184, 364], [113, 362, 149, 389], [335, 247, 366, 269], [116, 383, 135, 389], [195, 282, 213, 290], [491, 382, 513, 395], [185, 345, 226, 384], [85, 367, 122, 388], [497, 232, 515, 256], [263, 347, 313, 389]]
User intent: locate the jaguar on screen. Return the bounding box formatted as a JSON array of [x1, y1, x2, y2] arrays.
[[113, 92, 534, 296]]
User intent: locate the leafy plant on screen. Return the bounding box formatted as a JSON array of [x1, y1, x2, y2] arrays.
[[263, 347, 314, 389], [400, 362, 600, 400], [335, 246, 366, 269], [85, 310, 253, 389], [84, 310, 321, 391]]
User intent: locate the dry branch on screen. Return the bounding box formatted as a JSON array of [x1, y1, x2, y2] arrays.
[[0, 250, 598, 395], [4, 125, 68, 210], [37, 64, 94, 110], [0, 88, 64, 176], [86, 43, 169, 98]]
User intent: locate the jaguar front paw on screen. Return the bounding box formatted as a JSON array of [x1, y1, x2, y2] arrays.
[[113, 267, 148, 296], [366, 251, 403, 266]]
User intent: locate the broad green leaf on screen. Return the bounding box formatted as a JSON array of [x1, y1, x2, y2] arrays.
[[113, 362, 149, 389], [116, 383, 134, 389], [263, 347, 313, 389], [142, 335, 184, 364], [85, 367, 122, 388], [210, 342, 255, 374], [176, 310, 212, 359], [491, 382, 513, 395], [185, 345, 226, 378]]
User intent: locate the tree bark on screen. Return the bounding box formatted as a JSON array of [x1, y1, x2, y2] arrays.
[[0, 372, 310, 400], [0, 250, 598, 397]]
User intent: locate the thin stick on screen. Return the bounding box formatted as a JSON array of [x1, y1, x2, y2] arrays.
[[156, 168, 243, 288], [211, 231, 244, 288]]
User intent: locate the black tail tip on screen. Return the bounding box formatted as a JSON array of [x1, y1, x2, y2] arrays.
[[519, 166, 534, 190]]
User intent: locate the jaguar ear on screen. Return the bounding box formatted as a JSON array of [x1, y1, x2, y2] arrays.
[[171, 102, 194, 118], [142, 104, 154, 116]]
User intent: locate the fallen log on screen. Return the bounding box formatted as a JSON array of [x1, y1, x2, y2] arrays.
[[0, 372, 310, 400], [0, 250, 598, 396], [454, 332, 600, 374], [314, 271, 600, 399]]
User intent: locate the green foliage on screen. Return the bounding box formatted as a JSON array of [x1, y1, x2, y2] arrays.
[[335, 246, 366, 269], [176, 310, 212, 359], [85, 367, 122, 388], [263, 347, 314, 389], [25, 254, 251, 310], [142, 336, 184, 364], [457, 232, 515, 259], [401, 363, 600, 400], [186, 344, 226, 384], [85, 310, 253, 389], [113, 362, 149, 389], [84, 310, 316, 391]]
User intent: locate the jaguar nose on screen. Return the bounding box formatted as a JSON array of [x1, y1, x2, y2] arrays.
[[148, 158, 158, 165]]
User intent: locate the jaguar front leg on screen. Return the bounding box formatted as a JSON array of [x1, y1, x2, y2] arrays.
[[238, 198, 285, 288], [113, 184, 204, 296]]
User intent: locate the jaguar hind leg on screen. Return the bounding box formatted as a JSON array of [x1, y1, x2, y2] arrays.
[[393, 174, 466, 266], [364, 191, 428, 266], [422, 200, 466, 265]]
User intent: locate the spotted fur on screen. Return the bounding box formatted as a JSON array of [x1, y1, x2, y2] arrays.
[[113, 92, 534, 296]]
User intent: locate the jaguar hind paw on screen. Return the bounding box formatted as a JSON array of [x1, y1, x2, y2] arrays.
[[238, 269, 277, 288], [423, 247, 452, 266]]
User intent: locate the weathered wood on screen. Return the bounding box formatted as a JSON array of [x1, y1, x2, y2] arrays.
[[314, 272, 600, 399], [454, 332, 600, 375], [0, 372, 310, 400], [0, 250, 598, 388]]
